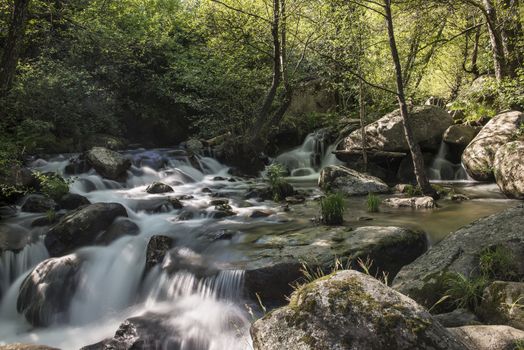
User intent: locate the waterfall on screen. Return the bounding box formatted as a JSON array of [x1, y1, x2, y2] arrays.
[[428, 142, 472, 182]]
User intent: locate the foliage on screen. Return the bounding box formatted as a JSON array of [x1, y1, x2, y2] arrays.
[[479, 246, 517, 281], [33, 172, 70, 201], [443, 272, 488, 311], [366, 193, 380, 213], [320, 192, 345, 225], [265, 163, 291, 201], [404, 184, 423, 197]]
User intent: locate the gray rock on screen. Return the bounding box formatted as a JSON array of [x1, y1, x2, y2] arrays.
[[434, 308, 481, 327], [448, 325, 524, 350], [443, 124, 481, 147], [494, 141, 524, 199], [186, 138, 204, 157], [86, 147, 131, 180], [462, 111, 524, 181], [249, 209, 275, 218], [392, 205, 524, 309], [145, 182, 174, 194], [0, 345, 60, 350], [17, 255, 82, 327], [339, 105, 452, 153], [57, 193, 90, 210], [383, 196, 436, 209], [44, 203, 128, 256], [145, 235, 174, 271], [95, 218, 140, 245], [318, 165, 389, 196], [477, 281, 524, 330], [251, 270, 469, 350], [21, 194, 56, 213]]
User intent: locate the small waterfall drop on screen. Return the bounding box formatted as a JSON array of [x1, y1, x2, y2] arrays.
[[429, 142, 472, 182]]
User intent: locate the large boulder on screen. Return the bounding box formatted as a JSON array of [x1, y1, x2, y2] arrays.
[[57, 193, 90, 210], [443, 124, 481, 147], [462, 111, 524, 181], [392, 205, 524, 309], [17, 255, 82, 327], [318, 165, 389, 196], [85, 147, 131, 181], [494, 141, 524, 199], [449, 325, 524, 350], [241, 225, 427, 303], [21, 194, 56, 213], [251, 270, 469, 350], [477, 281, 524, 330], [44, 203, 128, 256], [338, 105, 452, 154]]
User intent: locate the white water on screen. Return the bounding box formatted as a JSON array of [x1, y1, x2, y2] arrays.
[[428, 142, 472, 182]]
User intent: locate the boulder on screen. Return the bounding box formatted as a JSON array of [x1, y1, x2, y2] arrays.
[[241, 225, 427, 303], [449, 325, 524, 350], [477, 281, 524, 330], [44, 203, 127, 256], [443, 125, 480, 147], [0, 345, 59, 350], [318, 165, 389, 196], [382, 196, 436, 209], [434, 309, 481, 328], [21, 194, 56, 213], [338, 105, 452, 154], [145, 182, 174, 194], [145, 235, 174, 271], [251, 270, 469, 350], [57, 193, 90, 210], [85, 147, 131, 181], [17, 255, 82, 327], [185, 139, 204, 157], [392, 205, 524, 309], [95, 218, 140, 245], [462, 111, 524, 181], [494, 141, 524, 199]]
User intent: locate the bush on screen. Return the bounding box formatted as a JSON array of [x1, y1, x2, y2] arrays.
[[34, 172, 70, 201], [265, 163, 291, 201], [366, 193, 380, 213], [320, 192, 345, 225], [404, 184, 423, 197]]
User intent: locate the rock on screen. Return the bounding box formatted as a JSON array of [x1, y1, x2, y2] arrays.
[[44, 203, 127, 256], [448, 325, 524, 350], [425, 96, 446, 107], [451, 194, 470, 201], [462, 111, 524, 181], [382, 196, 436, 209], [477, 281, 524, 330], [443, 124, 480, 147], [31, 215, 60, 227], [85, 133, 127, 150], [318, 165, 389, 196], [242, 226, 427, 303], [434, 309, 481, 327], [201, 187, 212, 193], [17, 255, 82, 327], [176, 210, 195, 221], [162, 247, 217, 278], [57, 193, 90, 210], [185, 138, 204, 156], [145, 235, 174, 271], [393, 205, 524, 309], [145, 182, 174, 194], [210, 198, 229, 206], [21, 194, 56, 213], [85, 147, 131, 181], [210, 209, 236, 219], [0, 345, 59, 350], [64, 155, 90, 175], [95, 218, 140, 245], [285, 195, 305, 205], [494, 141, 524, 199], [250, 209, 275, 218], [167, 197, 183, 209], [251, 270, 469, 350], [339, 105, 452, 154]]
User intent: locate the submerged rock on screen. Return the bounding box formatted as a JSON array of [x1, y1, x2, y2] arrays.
[[145, 235, 174, 271], [251, 270, 469, 350], [477, 281, 524, 330], [494, 141, 524, 199], [392, 205, 524, 309], [21, 194, 56, 213], [145, 182, 174, 194], [85, 147, 131, 181], [44, 202, 128, 256], [57, 193, 90, 210], [462, 110, 524, 181], [318, 165, 389, 196], [383, 196, 436, 209], [95, 218, 140, 245], [17, 255, 82, 327], [448, 325, 524, 350]]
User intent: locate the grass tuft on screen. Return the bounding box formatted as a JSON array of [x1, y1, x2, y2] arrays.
[[320, 192, 345, 225]]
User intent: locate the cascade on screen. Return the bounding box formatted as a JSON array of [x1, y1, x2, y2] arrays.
[[428, 142, 472, 182]]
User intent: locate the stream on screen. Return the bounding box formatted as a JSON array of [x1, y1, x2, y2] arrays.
[[0, 132, 517, 349]]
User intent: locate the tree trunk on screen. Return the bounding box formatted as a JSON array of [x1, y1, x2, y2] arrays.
[[0, 0, 31, 96], [383, 0, 435, 197], [500, 0, 524, 77], [359, 78, 368, 172], [482, 0, 508, 80]]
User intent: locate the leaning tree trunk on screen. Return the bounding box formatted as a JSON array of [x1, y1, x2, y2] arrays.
[[0, 0, 31, 97], [500, 0, 524, 77], [482, 0, 508, 80], [384, 0, 435, 197]]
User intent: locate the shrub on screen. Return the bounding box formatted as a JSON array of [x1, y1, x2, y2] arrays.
[[404, 184, 423, 197], [320, 192, 345, 225], [479, 245, 517, 281], [367, 193, 380, 213], [265, 163, 291, 201], [443, 272, 488, 311], [34, 172, 70, 201]]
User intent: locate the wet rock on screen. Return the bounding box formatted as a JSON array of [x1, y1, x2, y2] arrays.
[[21, 194, 56, 213], [175, 194, 194, 200], [145, 235, 174, 271], [31, 214, 61, 227], [64, 155, 90, 175], [242, 225, 427, 303], [95, 218, 140, 245], [250, 209, 275, 218], [133, 198, 174, 213], [382, 196, 436, 209], [393, 205, 524, 309], [462, 111, 524, 181], [251, 270, 469, 350], [145, 182, 174, 194], [185, 138, 204, 156], [210, 209, 236, 219], [448, 325, 524, 350], [451, 194, 470, 201], [0, 345, 60, 350], [57, 193, 90, 210], [433, 308, 481, 327], [176, 210, 195, 221], [85, 147, 131, 181], [443, 124, 480, 147], [201, 187, 212, 193], [167, 197, 183, 209], [494, 141, 524, 199], [207, 229, 236, 241], [44, 202, 128, 256], [213, 176, 227, 181], [163, 247, 218, 278], [477, 281, 524, 330], [210, 198, 229, 206], [338, 105, 452, 154], [285, 195, 305, 205], [17, 255, 82, 327], [318, 165, 389, 196]]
